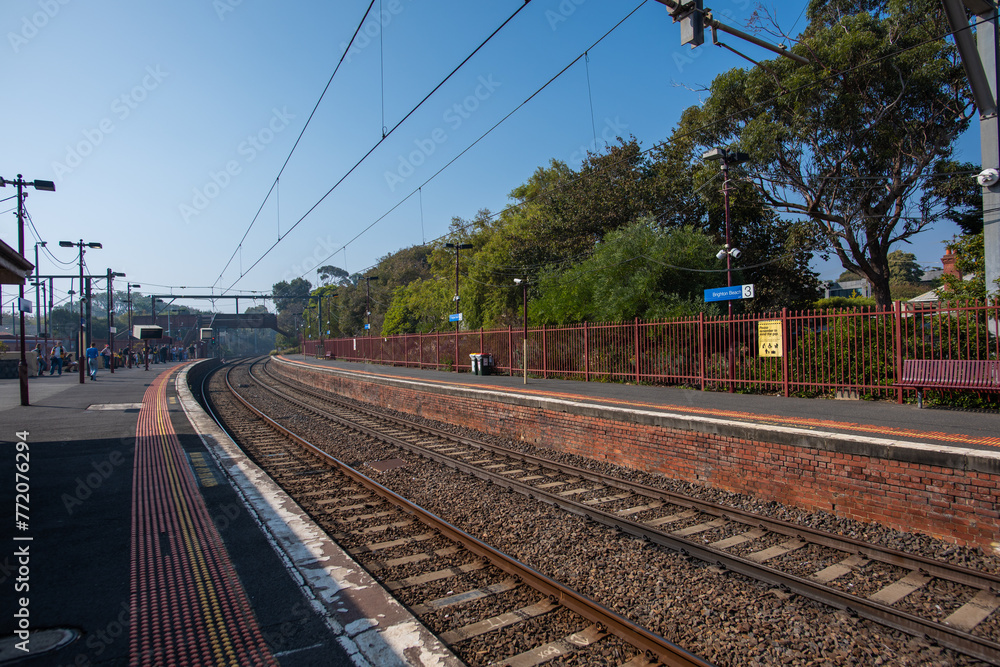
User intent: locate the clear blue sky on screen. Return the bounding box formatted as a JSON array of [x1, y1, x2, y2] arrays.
[[1, 0, 980, 314]]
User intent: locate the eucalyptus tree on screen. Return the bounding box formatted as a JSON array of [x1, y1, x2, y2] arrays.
[[679, 0, 975, 307]]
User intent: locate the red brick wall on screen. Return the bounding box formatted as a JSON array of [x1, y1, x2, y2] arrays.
[[274, 359, 1000, 550]]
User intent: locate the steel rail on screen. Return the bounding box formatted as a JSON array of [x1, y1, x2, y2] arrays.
[[226, 359, 714, 667], [256, 358, 1000, 665]]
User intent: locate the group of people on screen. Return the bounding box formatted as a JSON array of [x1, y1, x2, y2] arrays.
[[30, 342, 189, 380]]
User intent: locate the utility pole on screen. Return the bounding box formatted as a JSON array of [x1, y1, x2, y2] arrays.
[[703, 148, 748, 393], [943, 0, 999, 308], [107, 269, 125, 373], [34, 241, 45, 340], [445, 242, 472, 372], [364, 276, 379, 336], [515, 278, 528, 384], [1, 175, 55, 406], [59, 239, 102, 384]]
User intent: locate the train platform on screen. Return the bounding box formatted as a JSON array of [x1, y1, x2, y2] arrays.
[[284, 355, 1000, 454], [0, 361, 456, 666]]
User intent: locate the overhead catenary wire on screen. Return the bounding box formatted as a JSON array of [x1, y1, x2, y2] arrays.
[[215, 0, 535, 293], [228, 1, 979, 296], [334, 10, 979, 282], [291, 2, 649, 286]]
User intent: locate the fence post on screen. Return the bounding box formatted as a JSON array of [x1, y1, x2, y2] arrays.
[[894, 300, 904, 404], [584, 321, 590, 382], [542, 324, 548, 378], [698, 312, 705, 392], [508, 325, 513, 376], [635, 317, 640, 384], [781, 307, 789, 398]]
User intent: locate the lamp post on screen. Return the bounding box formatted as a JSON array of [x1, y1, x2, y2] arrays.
[[60, 240, 102, 384], [445, 242, 472, 373], [107, 270, 125, 373], [364, 276, 379, 336], [1, 175, 55, 406], [33, 241, 46, 341], [30, 281, 47, 351], [514, 278, 528, 384], [127, 283, 140, 368], [702, 147, 748, 393], [310, 291, 338, 357]]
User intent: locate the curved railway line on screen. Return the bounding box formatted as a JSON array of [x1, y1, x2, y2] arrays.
[[203, 357, 1000, 665]]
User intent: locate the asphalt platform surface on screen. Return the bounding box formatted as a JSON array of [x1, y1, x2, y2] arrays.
[[0, 361, 356, 667]]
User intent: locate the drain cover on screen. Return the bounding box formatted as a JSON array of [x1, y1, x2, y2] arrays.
[[0, 628, 79, 662], [367, 458, 407, 472]]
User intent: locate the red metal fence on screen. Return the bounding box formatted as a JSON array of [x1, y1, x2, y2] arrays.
[[301, 300, 1000, 403]]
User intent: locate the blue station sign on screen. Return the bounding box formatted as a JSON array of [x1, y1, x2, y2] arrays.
[[704, 284, 755, 303], [449, 313, 463, 323]]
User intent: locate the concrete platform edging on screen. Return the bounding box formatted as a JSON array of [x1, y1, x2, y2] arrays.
[[176, 363, 461, 667]]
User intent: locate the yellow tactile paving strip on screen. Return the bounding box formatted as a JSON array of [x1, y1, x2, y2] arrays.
[[129, 366, 277, 666]]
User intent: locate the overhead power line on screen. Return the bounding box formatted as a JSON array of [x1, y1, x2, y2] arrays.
[[217, 0, 534, 293]]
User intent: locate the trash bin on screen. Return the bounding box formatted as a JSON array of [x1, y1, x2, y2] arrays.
[[469, 353, 483, 375], [480, 353, 494, 376]]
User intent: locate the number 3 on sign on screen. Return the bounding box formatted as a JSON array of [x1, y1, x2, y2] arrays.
[[742, 284, 755, 299]]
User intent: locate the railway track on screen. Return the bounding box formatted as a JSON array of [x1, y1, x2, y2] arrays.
[[206, 358, 713, 667], [250, 357, 1000, 665]]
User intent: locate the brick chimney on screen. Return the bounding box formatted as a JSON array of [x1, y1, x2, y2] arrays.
[[941, 248, 962, 280]]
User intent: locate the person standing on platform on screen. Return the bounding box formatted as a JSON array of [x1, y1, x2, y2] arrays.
[[101, 344, 111, 369], [86, 342, 99, 380], [33, 344, 45, 376], [49, 344, 64, 376]]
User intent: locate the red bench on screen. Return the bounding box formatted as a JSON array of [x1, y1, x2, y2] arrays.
[[899, 359, 1000, 408]]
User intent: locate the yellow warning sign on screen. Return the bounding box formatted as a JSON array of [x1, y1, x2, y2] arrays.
[[758, 320, 782, 357]]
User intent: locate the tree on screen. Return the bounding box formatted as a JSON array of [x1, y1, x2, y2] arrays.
[[272, 277, 311, 345], [530, 219, 723, 324], [680, 0, 974, 307], [887, 250, 922, 285], [317, 265, 349, 286], [271, 278, 312, 314], [921, 160, 983, 235]]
